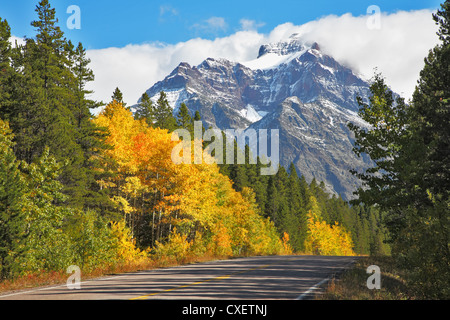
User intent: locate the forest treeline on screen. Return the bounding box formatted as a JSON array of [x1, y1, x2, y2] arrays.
[[346, 3, 450, 299], [0, 0, 389, 282]]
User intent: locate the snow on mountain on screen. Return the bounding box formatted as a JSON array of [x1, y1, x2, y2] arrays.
[[243, 34, 311, 70], [148, 88, 188, 114], [238, 104, 264, 122], [139, 35, 373, 199]]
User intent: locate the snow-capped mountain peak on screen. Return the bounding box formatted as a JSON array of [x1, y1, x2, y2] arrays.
[[139, 34, 373, 199], [243, 37, 322, 71]]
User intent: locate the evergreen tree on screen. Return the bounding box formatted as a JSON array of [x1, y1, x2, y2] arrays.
[[403, 2, 449, 297], [287, 163, 303, 211], [264, 175, 278, 222], [192, 110, 206, 135], [265, 166, 289, 226], [0, 1, 111, 210], [348, 2, 450, 297], [0, 18, 12, 109], [229, 163, 249, 192], [176, 103, 192, 130], [409, 5, 450, 198], [251, 157, 269, 211], [348, 73, 410, 233], [193, 110, 201, 122], [286, 163, 307, 251], [134, 92, 155, 126], [111, 87, 125, 107], [19, 1, 87, 207], [153, 91, 177, 132]]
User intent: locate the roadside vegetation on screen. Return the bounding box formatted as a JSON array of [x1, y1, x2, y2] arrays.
[[319, 256, 415, 300], [321, 1, 450, 300]]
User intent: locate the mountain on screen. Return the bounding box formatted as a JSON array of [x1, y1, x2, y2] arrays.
[[140, 34, 373, 199]]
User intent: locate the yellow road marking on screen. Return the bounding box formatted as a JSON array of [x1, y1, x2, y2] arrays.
[[130, 263, 272, 300]]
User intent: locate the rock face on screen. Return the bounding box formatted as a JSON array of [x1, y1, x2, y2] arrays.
[[141, 35, 373, 200]]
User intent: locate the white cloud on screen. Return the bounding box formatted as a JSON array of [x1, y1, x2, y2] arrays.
[[240, 19, 265, 31], [9, 36, 26, 47], [191, 16, 228, 36], [206, 17, 227, 31], [159, 5, 178, 17], [86, 9, 439, 106], [86, 31, 264, 105], [278, 10, 439, 99]]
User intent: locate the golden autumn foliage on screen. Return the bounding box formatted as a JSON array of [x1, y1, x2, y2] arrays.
[[92, 101, 287, 261], [110, 221, 148, 264], [281, 232, 293, 255], [154, 228, 193, 260], [304, 196, 355, 256]]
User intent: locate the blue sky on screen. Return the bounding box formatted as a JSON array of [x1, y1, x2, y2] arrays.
[[0, 1, 442, 105], [0, 0, 442, 49]]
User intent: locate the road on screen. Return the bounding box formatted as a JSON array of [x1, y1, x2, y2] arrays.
[[0, 255, 358, 300]]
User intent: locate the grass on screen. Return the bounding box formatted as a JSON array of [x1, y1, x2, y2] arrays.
[[318, 255, 416, 300]]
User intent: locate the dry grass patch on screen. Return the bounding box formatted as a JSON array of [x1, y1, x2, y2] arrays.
[[319, 256, 416, 300]]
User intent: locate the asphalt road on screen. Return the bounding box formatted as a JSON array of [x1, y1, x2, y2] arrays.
[[0, 255, 358, 300]]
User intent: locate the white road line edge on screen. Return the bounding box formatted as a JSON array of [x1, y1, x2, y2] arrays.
[[295, 277, 331, 300]]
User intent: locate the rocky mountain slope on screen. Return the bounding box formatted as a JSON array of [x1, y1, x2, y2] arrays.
[[140, 34, 373, 199]]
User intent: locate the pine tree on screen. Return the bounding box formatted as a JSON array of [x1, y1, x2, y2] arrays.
[[347, 2, 450, 297], [409, 4, 450, 198], [230, 164, 249, 192], [19, 1, 86, 204], [264, 166, 289, 227], [176, 103, 192, 130], [72, 42, 100, 114], [153, 91, 177, 132], [111, 87, 126, 107], [0, 1, 111, 210], [0, 18, 12, 109], [134, 92, 155, 126], [285, 163, 307, 251], [403, 1, 450, 297], [70, 41, 112, 210], [193, 110, 201, 122]]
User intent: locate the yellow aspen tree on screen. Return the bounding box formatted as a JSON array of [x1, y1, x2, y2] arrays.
[[304, 196, 355, 256]]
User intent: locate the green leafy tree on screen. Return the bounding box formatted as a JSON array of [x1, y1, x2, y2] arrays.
[[348, 73, 410, 232], [12, 148, 74, 275], [0, 119, 73, 277], [0, 119, 27, 278]]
